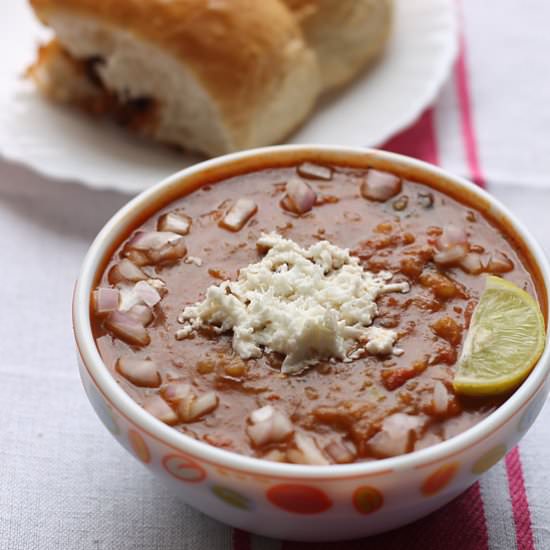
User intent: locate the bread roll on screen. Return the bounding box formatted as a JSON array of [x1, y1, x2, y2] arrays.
[[282, 0, 393, 91], [28, 0, 321, 157]]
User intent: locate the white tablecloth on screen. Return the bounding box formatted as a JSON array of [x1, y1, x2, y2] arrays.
[[1, 1, 550, 549]]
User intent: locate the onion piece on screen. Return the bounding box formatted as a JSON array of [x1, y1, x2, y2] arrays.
[[219, 198, 258, 232], [124, 231, 187, 265], [436, 225, 467, 250], [282, 177, 317, 214], [262, 449, 287, 462], [93, 287, 119, 315], [117, 357, 160, 387], [366, 413, 423, 458], [127, 231, 182, 251], [433, 244, 468, 266], [297, 162, 333, 180], [247, 421, 273, 447], [486, 251, 514, 274], [147, 278, 167, 296], [119, 281, 161, 312], [108, 259, 147, 284], [432, 381, 449, 415], [189, 392, 219, 419], [290, 433, 329, 465], [157, 211, 192, 235], [324, 440, 356, 464], [128, 304, 153, 326], [106, 311, 150, 346], [162, 381, 192, 403], [123, 249, 149, 267], [246, 406, 293, 447], [250, 405, 275, 424], [133, 281, 161, 307], [360, 170, 402, 202], [142, 395, 178, 425], [150, 240, 187, 265], [459, 253, 484, 275], [178, 391, 219, 422]]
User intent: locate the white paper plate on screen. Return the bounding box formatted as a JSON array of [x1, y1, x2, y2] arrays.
[[0, 0, 457, 193]]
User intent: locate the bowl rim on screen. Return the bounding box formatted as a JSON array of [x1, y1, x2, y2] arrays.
[[73, 144, 550, 481]]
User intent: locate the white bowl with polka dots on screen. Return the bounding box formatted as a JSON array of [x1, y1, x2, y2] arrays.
[[73, 145, 550, 541]]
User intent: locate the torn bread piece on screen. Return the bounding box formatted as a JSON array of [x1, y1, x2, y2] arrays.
[[28, 0, 321, 157]]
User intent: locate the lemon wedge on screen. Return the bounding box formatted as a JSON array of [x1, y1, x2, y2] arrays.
[[453, 275, 546, 396]]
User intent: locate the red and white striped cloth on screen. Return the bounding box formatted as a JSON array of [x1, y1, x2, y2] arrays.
[[1, 1, 549, 549]]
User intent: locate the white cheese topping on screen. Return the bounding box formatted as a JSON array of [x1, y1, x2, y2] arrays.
[[185, 255, 204, 267], [176, 232, 409, 374]]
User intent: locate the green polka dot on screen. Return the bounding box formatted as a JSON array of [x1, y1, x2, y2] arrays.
[[211, 485, 251, 510], [472, 444, 507, 475]]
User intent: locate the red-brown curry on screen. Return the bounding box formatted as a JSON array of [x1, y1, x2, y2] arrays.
[[91, 163, 542, 464]]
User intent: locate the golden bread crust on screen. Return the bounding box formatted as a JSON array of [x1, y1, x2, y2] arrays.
[[30, 0, 315, 119], [281, 0, 393, 90]]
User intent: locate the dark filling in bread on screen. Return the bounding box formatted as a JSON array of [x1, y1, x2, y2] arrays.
[[29, 40, 159, 134]]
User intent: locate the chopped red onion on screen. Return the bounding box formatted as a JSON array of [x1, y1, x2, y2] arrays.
[[297, 162, 333, 180], [116, 357, 160, 387], [324, 440, 356, 464], [178, 391, 219, 422], [133, 281, 161, 307], [366, 413, 423, 458], [149, 239, 187, 265], [433, 244, 468, 266], [262, 449, 287, 462], [128, 304, 153, 326], [106, 311, 150, 346], [142, 395, 178, 425], [162, 381, 192, 403], [250, 405, 275, 424], [291, 433, 329, 465], [93, 287, 119, 315], [219, 198, 258, 231], [157, 211, 192, 235], [123, 249, 150, 267], [247, 421, 273, 447], [282, 177, 317, 214], [436, 225, 468, 250], [246, 405, 293, 447], [360, 170, 402, 202], [108, 259, 147, 284], [486, 251, 514, 274], [124, 231, 187, 265], [459, 253, 484, 275], [432, 381, 449, 415], [177, 391, 219, 422], [147, 278, 167, 296], [127, 231, 182, 250]]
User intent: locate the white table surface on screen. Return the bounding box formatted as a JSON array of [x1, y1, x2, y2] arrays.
[[1, 1, 550, 549]]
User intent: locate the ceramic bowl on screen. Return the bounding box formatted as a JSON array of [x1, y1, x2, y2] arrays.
[[73, 145, 550, 541]]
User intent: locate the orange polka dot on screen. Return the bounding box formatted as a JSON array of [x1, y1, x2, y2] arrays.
[[267, 484, 332, 514], [421, 463, 459, 496], [353, 486, 384, 515], [128, 429, 151, 464], [162, 453, 206, 483], [472, 444, 507, 475]]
